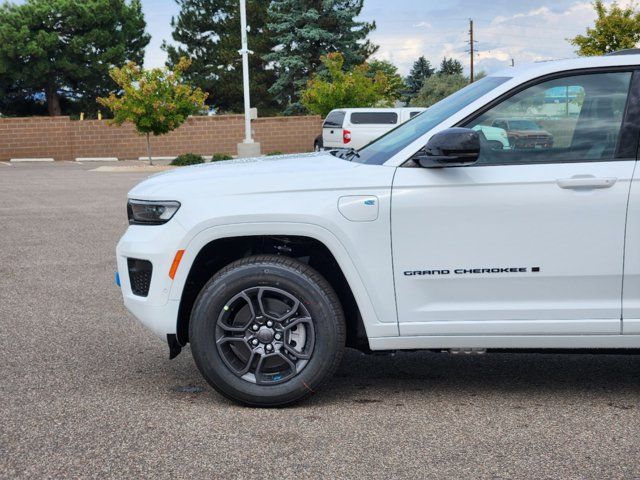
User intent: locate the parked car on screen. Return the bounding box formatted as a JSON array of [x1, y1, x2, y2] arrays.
[[117, 51, 640, 407], [320, 107, 426, 151], [492, 119, 554, 149]]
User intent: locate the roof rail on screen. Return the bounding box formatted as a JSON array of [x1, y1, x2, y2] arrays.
[[606, 48, 640, 56]]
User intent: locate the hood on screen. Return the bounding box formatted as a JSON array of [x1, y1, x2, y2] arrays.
[[508, 129, 553, 137], [128, 152, 367, 199]]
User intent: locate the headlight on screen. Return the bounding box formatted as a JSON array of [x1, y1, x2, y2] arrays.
[[127, 199, 181, 225]]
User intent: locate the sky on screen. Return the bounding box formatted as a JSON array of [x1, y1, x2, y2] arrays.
[[141, 0, 627, 76]]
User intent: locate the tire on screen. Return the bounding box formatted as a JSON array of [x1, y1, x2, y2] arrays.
[[189, 254, 346, 407]]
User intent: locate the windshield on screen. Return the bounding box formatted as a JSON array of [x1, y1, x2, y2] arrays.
[[353, 76, 512, 165]]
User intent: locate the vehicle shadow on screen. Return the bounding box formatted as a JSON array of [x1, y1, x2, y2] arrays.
[[313, 348, 640, 405], [139, 346, 640, 407]]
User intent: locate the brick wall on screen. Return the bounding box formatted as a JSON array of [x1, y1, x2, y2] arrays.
[[0, 115, 323, 161], [0, 117, 74, 161]]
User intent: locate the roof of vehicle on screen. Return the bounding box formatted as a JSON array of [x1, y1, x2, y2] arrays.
[[489, 54, 640, 81]]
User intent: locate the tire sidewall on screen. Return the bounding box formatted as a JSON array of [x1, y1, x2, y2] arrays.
[[190, 259, 344, 406]]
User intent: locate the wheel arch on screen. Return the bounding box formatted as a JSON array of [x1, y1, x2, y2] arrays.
[[174, 231, 373, 351]]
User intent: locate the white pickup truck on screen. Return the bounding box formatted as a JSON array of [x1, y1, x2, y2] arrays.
[[319, 107, 426, 151], [117, 51, 640, 406]]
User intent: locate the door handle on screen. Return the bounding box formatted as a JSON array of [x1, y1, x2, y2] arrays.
[[557, 175, 617, 190]]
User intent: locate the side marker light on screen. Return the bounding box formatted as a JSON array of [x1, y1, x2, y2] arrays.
[[169, 250, 186, 280]]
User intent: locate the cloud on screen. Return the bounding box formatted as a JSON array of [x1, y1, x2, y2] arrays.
[[473, 1, 598, 72], [143, 0, 633, 76], [364, 0, 634, 76], [370, 35, 426, 67]]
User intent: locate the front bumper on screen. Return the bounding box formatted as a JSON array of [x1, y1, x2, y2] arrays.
[[116, 220, 188, 339]]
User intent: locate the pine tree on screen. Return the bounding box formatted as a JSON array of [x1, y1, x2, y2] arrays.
[[265, 0, 377, 114], [404, 56, 434, 103], [439, 57, 464, 76], [0, 0, 149, 116], [164, 0, 278, 115]]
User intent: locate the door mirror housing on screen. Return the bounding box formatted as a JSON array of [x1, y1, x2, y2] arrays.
[[414, 128, 481, 168]]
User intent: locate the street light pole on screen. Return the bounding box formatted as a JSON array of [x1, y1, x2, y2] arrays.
[[237, 0, 261, 157]]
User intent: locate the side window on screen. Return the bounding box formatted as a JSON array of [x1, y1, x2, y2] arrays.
[[464, 71, 632, 165], [409, 111, 423, 119], [351, 112, 399, 125], [323, 111, 345, 128]]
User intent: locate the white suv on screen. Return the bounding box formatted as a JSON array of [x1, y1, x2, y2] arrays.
[[320, 107, 426, 150], [117, 52, 640, 406]]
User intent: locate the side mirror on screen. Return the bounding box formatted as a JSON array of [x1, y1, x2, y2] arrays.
[[414, 128, 481, 168]]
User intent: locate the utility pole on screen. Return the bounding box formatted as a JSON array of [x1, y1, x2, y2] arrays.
[[469, 19, 475, 83], [237, 0, 261, 157]]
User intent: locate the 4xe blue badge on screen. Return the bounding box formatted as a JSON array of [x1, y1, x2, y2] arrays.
[[364, 199, 376, 206]]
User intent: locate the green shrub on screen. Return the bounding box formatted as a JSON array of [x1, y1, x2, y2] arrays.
[[171, 153, 205, 166], [266, 151, 284, 156], [211, 153, 233, 162]]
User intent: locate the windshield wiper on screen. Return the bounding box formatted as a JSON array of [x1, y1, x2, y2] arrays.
[[329, 148, 360, 161], [340, 148, 360, 161]]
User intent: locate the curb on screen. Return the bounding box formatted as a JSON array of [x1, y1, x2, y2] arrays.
[[76, 157, 119, 162], [137, 156, 177, 162], [90, 165, 177, 173], [137, 156, 216, 162], [10, 158, 55, 163]]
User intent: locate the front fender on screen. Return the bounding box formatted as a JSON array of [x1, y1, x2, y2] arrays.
[[168, 222, 399, 338]]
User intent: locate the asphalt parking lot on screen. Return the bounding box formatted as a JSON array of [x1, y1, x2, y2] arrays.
[[2, 161, 640, 479]]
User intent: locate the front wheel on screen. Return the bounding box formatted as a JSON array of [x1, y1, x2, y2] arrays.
[[189, 255, 346, 407]]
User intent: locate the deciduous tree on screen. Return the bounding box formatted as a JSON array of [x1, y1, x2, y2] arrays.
[[570, 0, 640, 56], [97, 58, 208, 165], [410, 73, 469, 108], [301, 52, 393, 117], [366, 60, 404, 102]]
